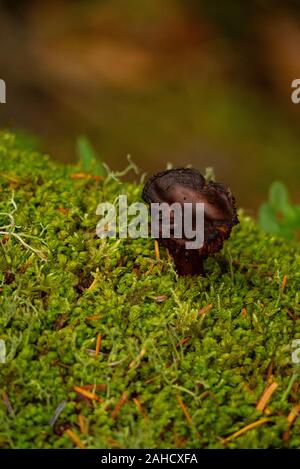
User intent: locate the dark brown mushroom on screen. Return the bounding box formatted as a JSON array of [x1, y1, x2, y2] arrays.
[[142, 168, 238, 276]]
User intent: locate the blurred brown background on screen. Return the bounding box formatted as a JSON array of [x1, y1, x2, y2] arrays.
[[1, 0, 300, 210]]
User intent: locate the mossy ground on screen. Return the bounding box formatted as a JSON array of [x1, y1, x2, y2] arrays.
[[0, 131, 300, 449]]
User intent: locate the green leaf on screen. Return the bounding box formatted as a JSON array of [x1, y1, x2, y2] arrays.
[[76, 135, 107, 176], [285, 205, 300, 231], [293, 205, 300, 221], [277, 220, 297, 239], [258, 203, 280, 234], [269, 181, 290, 214], [77, 135, 96, 170]]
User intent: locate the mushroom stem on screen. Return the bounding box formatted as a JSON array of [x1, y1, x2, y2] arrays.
[[167, 245, 205, 276]]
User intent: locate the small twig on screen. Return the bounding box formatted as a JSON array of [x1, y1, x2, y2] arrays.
[[107, 357, 127, 367], [222, 418, 270, 444], [65, 429, 85, 449], [111, 392, 128, 419], [153, 295, 168, 303], [80, 384, 107, 392], [73, 386, 103, 403], [256, 382, 278, 412], [95, 334, 102, 357], [128, 348, 146, 369], [70, 172, 102, 181], [133, 398, 147, 419], [281, 275, 287, 292], [175, 337, 190, 349], [154, 240, 160, 261], [287, 404, 300, 426], [176, 395, 193, 426], [78, 414, 88, 435], [48, 400, 67, 426], [198, 304, 213, 316], [2, 392, 15, 417]]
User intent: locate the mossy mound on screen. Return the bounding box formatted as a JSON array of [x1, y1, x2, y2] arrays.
[[0, 131, 300, 449]]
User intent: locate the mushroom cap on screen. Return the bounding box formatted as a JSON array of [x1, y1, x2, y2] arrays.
[[142, 167, 238, 259]]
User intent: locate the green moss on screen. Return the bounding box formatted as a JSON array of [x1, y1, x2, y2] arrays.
[[0, 130, 300, 449]]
